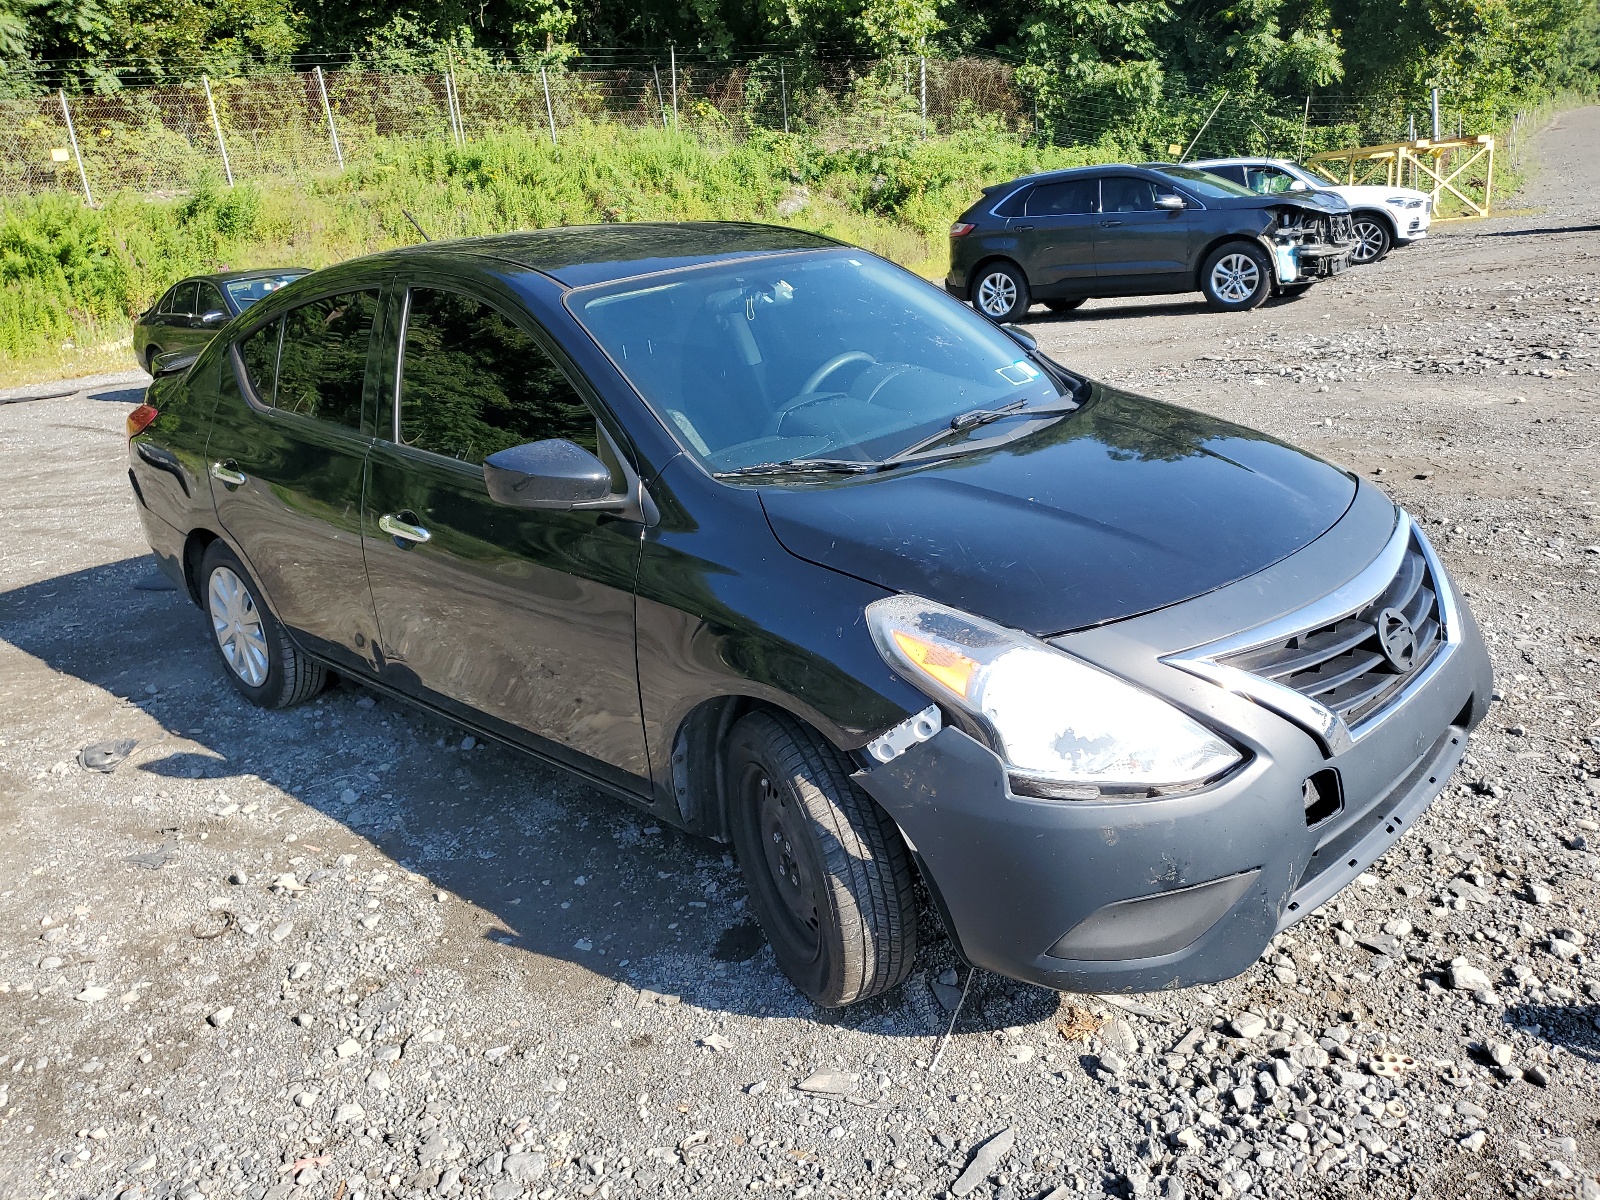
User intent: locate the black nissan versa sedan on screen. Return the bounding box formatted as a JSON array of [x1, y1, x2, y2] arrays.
[[133, 268, 309, 371], [947, 163, 1356, 320], [125, 223, 1491, 1007]]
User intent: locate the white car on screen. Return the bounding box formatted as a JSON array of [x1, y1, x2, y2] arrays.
[[1190, 157, 1431, 265]]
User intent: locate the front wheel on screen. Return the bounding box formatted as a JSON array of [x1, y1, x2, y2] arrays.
[[972, 261, 1030, 322], [1350, 215, 1393, 264], [200, 542, 325, 709], [728, 711, 918, 1007], [1201, 242, 1273, 312]]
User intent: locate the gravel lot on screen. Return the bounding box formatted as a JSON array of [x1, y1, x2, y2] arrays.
[[1, 108, 1598, 1200]]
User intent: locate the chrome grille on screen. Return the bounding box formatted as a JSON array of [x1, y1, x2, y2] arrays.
[[1214, 535, 1442, 728]]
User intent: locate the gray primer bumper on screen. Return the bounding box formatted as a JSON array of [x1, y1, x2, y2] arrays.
[[853, 483, 1493, 993]]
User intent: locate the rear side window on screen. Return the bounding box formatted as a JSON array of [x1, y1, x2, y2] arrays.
[[157, 287, 179, 315], [275, 291, 379, 429], [398, 287, 597, 464], [1101, 177, 1162, 212], [1025, 180, 1098, 216], [1207, 165, 1249, 186], [238, 318, 282, 404]]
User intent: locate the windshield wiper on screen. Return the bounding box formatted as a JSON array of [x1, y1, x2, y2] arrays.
[[884, 397, 1079, 465], [714, 456, 883, 478]]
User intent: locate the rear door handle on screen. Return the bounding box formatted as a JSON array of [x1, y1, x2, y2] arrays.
[[209, 461, 247, 487], [1099, 220, 1123, 227], [379, 513, 431, 545]]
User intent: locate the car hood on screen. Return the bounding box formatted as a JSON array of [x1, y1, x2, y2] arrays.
[[1330, 184, 1427, 205], [759, 385, 1359, 636], [1200, 190, 1350, 215]]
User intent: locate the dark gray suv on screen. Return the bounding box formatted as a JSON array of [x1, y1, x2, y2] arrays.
[[947, 164, 1356, 320]]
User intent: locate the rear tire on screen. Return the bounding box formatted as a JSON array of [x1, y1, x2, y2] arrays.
[[1278, 282, 1315, 299], [1350, 214, 1393, 264], [199, 542, 325, 709], [1044, 297, 1087, 315], [1201, 242, 1273, 312], [144, 347, 161, 373], [728, 711, 918, 1007], [971, 261, 1030, 322]]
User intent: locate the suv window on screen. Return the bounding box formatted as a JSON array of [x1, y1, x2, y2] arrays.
[[197, 282, 228, 316], [1025, 179, 1098, 216], [1205, 165, 1249, 186], [239, 318, 282, 404], [1243, 166, 1298, 194], [398, 287, 597, 464], [1101, 177, 1162, 212], [275, 291, 379, 429]]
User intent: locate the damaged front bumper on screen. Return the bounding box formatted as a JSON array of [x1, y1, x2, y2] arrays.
[[852, 490, 1492, 994]]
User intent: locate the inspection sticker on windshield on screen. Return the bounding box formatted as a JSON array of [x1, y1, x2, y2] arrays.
[[996, 360, 1042, 385]]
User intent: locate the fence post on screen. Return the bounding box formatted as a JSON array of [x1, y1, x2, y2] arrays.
[[445, 48, 463, 147], [314, 66, 344, 169], [58, 89, 93, 205], [202, 76, 234, 186], [919, 56, 927, 136], [541, 66, 558, 146], [780, 64, 789, 135], [1430, 87, 1440, 140], [653, 63, 668, 129], [670, 45, 678, 127], [1298, 95, 1309, 161]]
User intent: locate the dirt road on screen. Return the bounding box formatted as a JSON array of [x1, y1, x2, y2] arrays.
[[1, 112, 1597, 1200]]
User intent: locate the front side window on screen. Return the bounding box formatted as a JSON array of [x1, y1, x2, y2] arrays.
[[197, 282, 227, 316], [1025, 179, 1098, 216], [1100, 177, 1162, 212], [398, 288, 596, 464], [239, 318, 282, 404], [571, 250, 1072, 473], [275, 290, 378, 429], [1152, 165, 1254, 199], [170, 282, 199, 316], [1243, 166, 1297, 194]]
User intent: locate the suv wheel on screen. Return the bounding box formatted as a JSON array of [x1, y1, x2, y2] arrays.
[[200, 542, 325, 708], [1201, 243, 1272, 312], [1350, 215, 1393, 264], [728, 711, 918, 1007], [972, 262, 1030, 322]]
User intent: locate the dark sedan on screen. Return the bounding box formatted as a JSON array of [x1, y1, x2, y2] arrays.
[[134, 268, 308, 371], [947, 163, 1356, 319], [126, 223, 1490, 1007]]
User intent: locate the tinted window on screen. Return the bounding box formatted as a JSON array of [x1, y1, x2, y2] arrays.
[[275, 291, 378, 429], [1025, 180, 1098, 216], [197, 282, 227, 315], [1207, 165, 1248, 186], [1101, 177, 1162, 212], [226, 272, 305, 309], [1151, 165, 1255, 198], [169, 282, 199, 315], [239, 318, 282, 404], [399, 288, 596, 464], [157, 287, 179, 315]]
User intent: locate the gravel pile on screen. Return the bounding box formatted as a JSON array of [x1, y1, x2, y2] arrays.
[[1, 110, 1598, 1200]]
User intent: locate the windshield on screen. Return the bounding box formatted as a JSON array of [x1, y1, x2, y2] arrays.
[[1151, 165, 1256, 199], [225, 272, 307, 309], [570, 250, 1070, 473]]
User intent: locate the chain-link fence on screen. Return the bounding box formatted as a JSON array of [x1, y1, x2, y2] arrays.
[[1, 54, 1432, 202]]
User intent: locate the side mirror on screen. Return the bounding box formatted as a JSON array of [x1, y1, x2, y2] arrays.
[[200, 309, 227, 325], [151, 348, 200, 377], [1001, 323, 1038, 352], [1154, 193, 1187, 210], [483, 439, 618, 510]]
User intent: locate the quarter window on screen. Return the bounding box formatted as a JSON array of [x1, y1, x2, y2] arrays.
[[275, 291, 379, 429], [1100, 177, 1162, 213], [239, 318, 282, 404], [1025, 180, 1098, 216], [398, 287, 597, 464], [157, 287, 179, 315]]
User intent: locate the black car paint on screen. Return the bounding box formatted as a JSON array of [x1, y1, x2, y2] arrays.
[[945, 164, 1350, 303], [134, 268, 310, 370], [126, 223, 1486, 995]]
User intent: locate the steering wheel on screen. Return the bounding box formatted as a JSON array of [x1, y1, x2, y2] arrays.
[[798, 351, 875, 397]]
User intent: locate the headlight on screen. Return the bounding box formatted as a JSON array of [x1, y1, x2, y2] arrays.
[[866, 595, 1242, 800]]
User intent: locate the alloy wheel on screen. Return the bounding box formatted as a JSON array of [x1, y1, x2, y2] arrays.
[[208, 565, 270, 687], [1210, 253, 1261, 304], [1351, 219, 1386, 263], [976, 271, 1017, 317]]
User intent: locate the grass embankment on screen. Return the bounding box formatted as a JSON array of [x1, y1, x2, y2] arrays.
[[0, 123, 1114, 386]]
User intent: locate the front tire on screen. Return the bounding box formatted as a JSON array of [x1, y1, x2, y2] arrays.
[[1350, 214, 1393, 264], [200, 542, 325, 709], [1201, 242, 1273, 312], [728, 711, 918, 1007], [972, 261, 1030, 322]]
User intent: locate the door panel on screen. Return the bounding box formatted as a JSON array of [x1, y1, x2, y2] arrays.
[[1094, 175, 1197, 280], [1009, 178, 1099, 288], [206, 290, 383, 673], [361, 283, 649, 789]]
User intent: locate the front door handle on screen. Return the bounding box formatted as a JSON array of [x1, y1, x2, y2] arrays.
[[1099, 219, 1123, 227], [379, 513, 431, 546], [209, 460, 247, 487], [1011, 224, 1035, 231]]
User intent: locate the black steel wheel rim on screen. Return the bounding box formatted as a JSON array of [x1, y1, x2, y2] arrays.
[[753, 771, 822, 955]]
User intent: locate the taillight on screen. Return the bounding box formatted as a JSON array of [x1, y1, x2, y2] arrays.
[[949, 222, 976, 238], [127, 404, 158, 438]]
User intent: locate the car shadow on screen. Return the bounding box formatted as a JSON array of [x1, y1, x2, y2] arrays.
[[0, 554, 1065, 1035], [1480, 224, 1600, 238], [1501, 1002, 1600, 1064], [1017, 298, 1215, 324], [87, 386, 150, 405]]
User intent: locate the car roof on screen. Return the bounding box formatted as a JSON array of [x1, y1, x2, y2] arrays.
[[349, 222, 844, 288], [178, 267, 311, 286], [984, 164, 1154, 192], [1187, 157, 1297, 168]]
